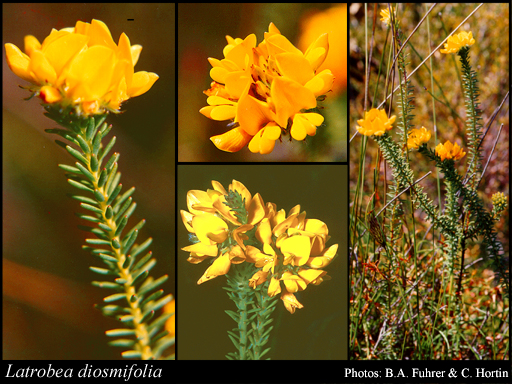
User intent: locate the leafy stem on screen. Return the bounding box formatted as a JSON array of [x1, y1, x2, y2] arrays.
[[44, 105, 174, 359]]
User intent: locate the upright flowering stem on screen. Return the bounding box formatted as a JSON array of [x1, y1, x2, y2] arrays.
[[5, 19, 173, 359]]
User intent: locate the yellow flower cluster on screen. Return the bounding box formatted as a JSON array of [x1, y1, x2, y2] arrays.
[[181, 180, 337, 314], [5, 19, 158, 115], [407, 127, 431, 150], [491, 192, 508, 214], [356, 108, 396, 137], [440, 31, 475, 54], [200, 23, 334, 154], [380, 6, 394, 27], [435, 140, 466, 161]]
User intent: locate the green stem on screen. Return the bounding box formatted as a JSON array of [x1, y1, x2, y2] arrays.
[[44, 106, 174, 359], [224, 262, 257, 360]]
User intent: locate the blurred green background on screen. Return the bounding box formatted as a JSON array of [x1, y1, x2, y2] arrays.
[[3, 3, 175, 359], [178, 3, 347, 162], [177, 165, 348, 359]]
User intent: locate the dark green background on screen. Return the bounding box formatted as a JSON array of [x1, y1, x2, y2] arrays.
[[177, 164, 348, 359]]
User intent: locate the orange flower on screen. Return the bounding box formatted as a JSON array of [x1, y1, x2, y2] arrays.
[[435, 140, 466, 161], [201, 23, 333, 154], [5, 19, 158, 115]]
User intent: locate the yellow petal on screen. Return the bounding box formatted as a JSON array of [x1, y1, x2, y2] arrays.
[[280, 291, 304, 314], [280, 235, 311, 265], [247, 192, 266, 225], [210, 105, 237, 121], [192, 214, 228, 245], [268, 277, 281, 297], [29, 50, 57, 84], [256, 218, 272, 244], [271, 77, 316, 128], [237, 93, 274, 135], [66, 45, 115, 101], [24, 35, 41, 57], [128, 71, 159, 97], [42, 33, 89, 77], [210, 126, 253, 153], [88, 19, 117, 50], [197, 254, 231, 284], [275, 52, 314, 85], [130, 44, 143, 67], [5, 43, 36, 83], [266, 34, 303, 57], [182, 242, 218, 257], [304, 33, 329, 71], [305, 69, 334, 96]]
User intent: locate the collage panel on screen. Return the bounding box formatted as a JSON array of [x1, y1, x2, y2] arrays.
[[3, 3, 175, 360], [178, 3, 347, 162], [177, 164, 347, 359], [349, 3, 509, 361]]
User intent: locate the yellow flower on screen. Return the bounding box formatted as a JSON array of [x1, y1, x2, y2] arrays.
[[491, 192, 507, 213], [5, 19, 158, 115], [201, 23, 332, 153], [407, 127, 431, 149], [440, 31, 476, 54], [435, 140, 466, 161], [356, 108, 396, 136], [181, 180, 267, 282], [380, 6, 394, 27], [280, 291, 304, 314]]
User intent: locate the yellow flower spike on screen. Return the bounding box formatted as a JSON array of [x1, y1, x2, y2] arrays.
[[280, 291, 304, 314], [356, 108, 396, 136], [5, 19, 158, 115], [435, 140, 466, 161], [440, 31, 476, 54], [407, 127, 431, 150]]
